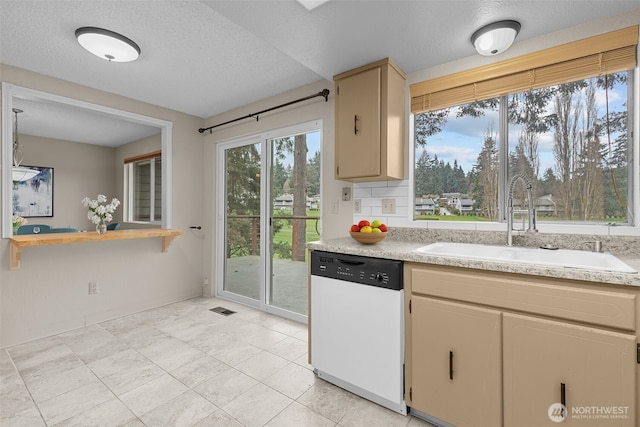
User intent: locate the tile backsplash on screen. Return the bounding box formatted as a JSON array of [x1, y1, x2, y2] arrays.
[[352, 181, 640, 257], [353, 180, 410, 225]]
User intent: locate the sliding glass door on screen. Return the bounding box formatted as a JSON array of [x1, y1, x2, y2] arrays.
[[217, 121, 321, 321], [268, 131, 320, 315], [220, 137, 263, 302]]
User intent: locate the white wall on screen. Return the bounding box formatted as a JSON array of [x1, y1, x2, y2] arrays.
[[355, 9, 640, 237], [0, 65, 205, 347]]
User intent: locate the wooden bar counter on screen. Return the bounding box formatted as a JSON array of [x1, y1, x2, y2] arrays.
[[9, 228, 185, 270]]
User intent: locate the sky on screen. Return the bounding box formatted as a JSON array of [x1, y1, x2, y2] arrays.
[[274, 130, 320, 168], [418, 78, 628, 177]]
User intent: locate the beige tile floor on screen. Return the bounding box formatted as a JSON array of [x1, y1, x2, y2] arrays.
[[1, 297, 436, 427]]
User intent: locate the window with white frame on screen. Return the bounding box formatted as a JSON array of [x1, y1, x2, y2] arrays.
[[411, 26, 636, 226], [124, 151, 161, 223]]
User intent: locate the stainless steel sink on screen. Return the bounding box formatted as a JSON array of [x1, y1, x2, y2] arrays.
[[413, 242, 637, 274]]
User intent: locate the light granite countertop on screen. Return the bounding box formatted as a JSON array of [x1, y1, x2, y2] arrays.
[[308, 237, 640, 288]]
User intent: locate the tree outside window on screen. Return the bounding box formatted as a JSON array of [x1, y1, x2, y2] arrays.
[[414, 71, 630, 224]]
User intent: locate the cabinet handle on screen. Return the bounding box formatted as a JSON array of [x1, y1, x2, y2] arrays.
[[561, 382, 566, 406], [449, 351, 454, 380], [354, 115, 359, 135]]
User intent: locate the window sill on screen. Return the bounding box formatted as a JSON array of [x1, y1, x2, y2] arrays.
[[9, 228, 184, 270], [124, 220, 162, 225], [408, 218, 640, 236]]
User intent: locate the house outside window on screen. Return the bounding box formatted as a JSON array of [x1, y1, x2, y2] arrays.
[[124, 151, 161, 223]]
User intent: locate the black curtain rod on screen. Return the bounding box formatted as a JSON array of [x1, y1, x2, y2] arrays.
[[198, 88, 330, 134]]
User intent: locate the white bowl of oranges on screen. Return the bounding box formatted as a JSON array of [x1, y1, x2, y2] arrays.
[[349, 219, 388, 244]]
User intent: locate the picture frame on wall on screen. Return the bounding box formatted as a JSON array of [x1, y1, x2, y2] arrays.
[[13, 166, 54, 217]]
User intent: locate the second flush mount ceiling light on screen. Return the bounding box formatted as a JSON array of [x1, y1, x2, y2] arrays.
[[75, 27, 141, 62], [471, 20, 521, 56]]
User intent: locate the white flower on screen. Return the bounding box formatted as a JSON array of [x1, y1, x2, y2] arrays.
[[12, 215, 27, 227], [82, 195, 120, 225]]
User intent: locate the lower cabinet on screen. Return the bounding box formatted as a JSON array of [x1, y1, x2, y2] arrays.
[[411, 297, 502, 426], [504, 313, 636, 427], [405, 263, 638, 427]]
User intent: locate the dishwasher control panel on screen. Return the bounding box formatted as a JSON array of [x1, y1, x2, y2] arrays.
[[311, 251, 403, 290]]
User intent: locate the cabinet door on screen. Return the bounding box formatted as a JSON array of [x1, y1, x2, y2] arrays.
[[335, 67, 381, 179], [410, 296, 502, 426], [504, 313, 636, 427]]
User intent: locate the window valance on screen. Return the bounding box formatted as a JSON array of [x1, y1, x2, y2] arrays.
[[124, 150, 162, 164], [410, 26, 638, 114]]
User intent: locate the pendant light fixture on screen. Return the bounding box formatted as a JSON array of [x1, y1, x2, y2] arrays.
[[471, 20, 521, 56], [12, 108, 41, 182], [75, 27, 141, 62]]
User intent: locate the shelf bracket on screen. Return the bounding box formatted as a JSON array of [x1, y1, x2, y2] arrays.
[[162, 235, 178, 252], [10, 241, 22, 270]]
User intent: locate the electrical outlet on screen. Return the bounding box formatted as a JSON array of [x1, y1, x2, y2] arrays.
[[353, 199, 362, 213], [88, 281, 99, 295], [203, 277, 209, 286], [382, 199, 396, 214], [342, 187, 351, 201]]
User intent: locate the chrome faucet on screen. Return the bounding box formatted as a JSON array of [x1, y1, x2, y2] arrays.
[[507, 174, 538, 246], [580, 240, 603, 253]]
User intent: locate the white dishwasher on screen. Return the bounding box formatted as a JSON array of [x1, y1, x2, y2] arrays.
[[310, 250, 406, 415]]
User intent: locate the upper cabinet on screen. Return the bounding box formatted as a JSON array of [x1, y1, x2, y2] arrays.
[[334, 58, 406, 182]]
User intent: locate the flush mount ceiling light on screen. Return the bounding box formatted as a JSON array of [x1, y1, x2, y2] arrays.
[[75, 27, 141, 62], [471, 20, 521, 56]]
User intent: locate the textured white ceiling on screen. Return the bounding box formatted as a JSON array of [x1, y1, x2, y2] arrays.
[[205, 0, 640, 82], [1, 0, 639, 145], [0, 0, 320, 119]]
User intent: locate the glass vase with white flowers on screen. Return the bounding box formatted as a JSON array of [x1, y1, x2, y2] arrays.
[[12, 215, 27, 235], [81, 195, 120, 234]]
